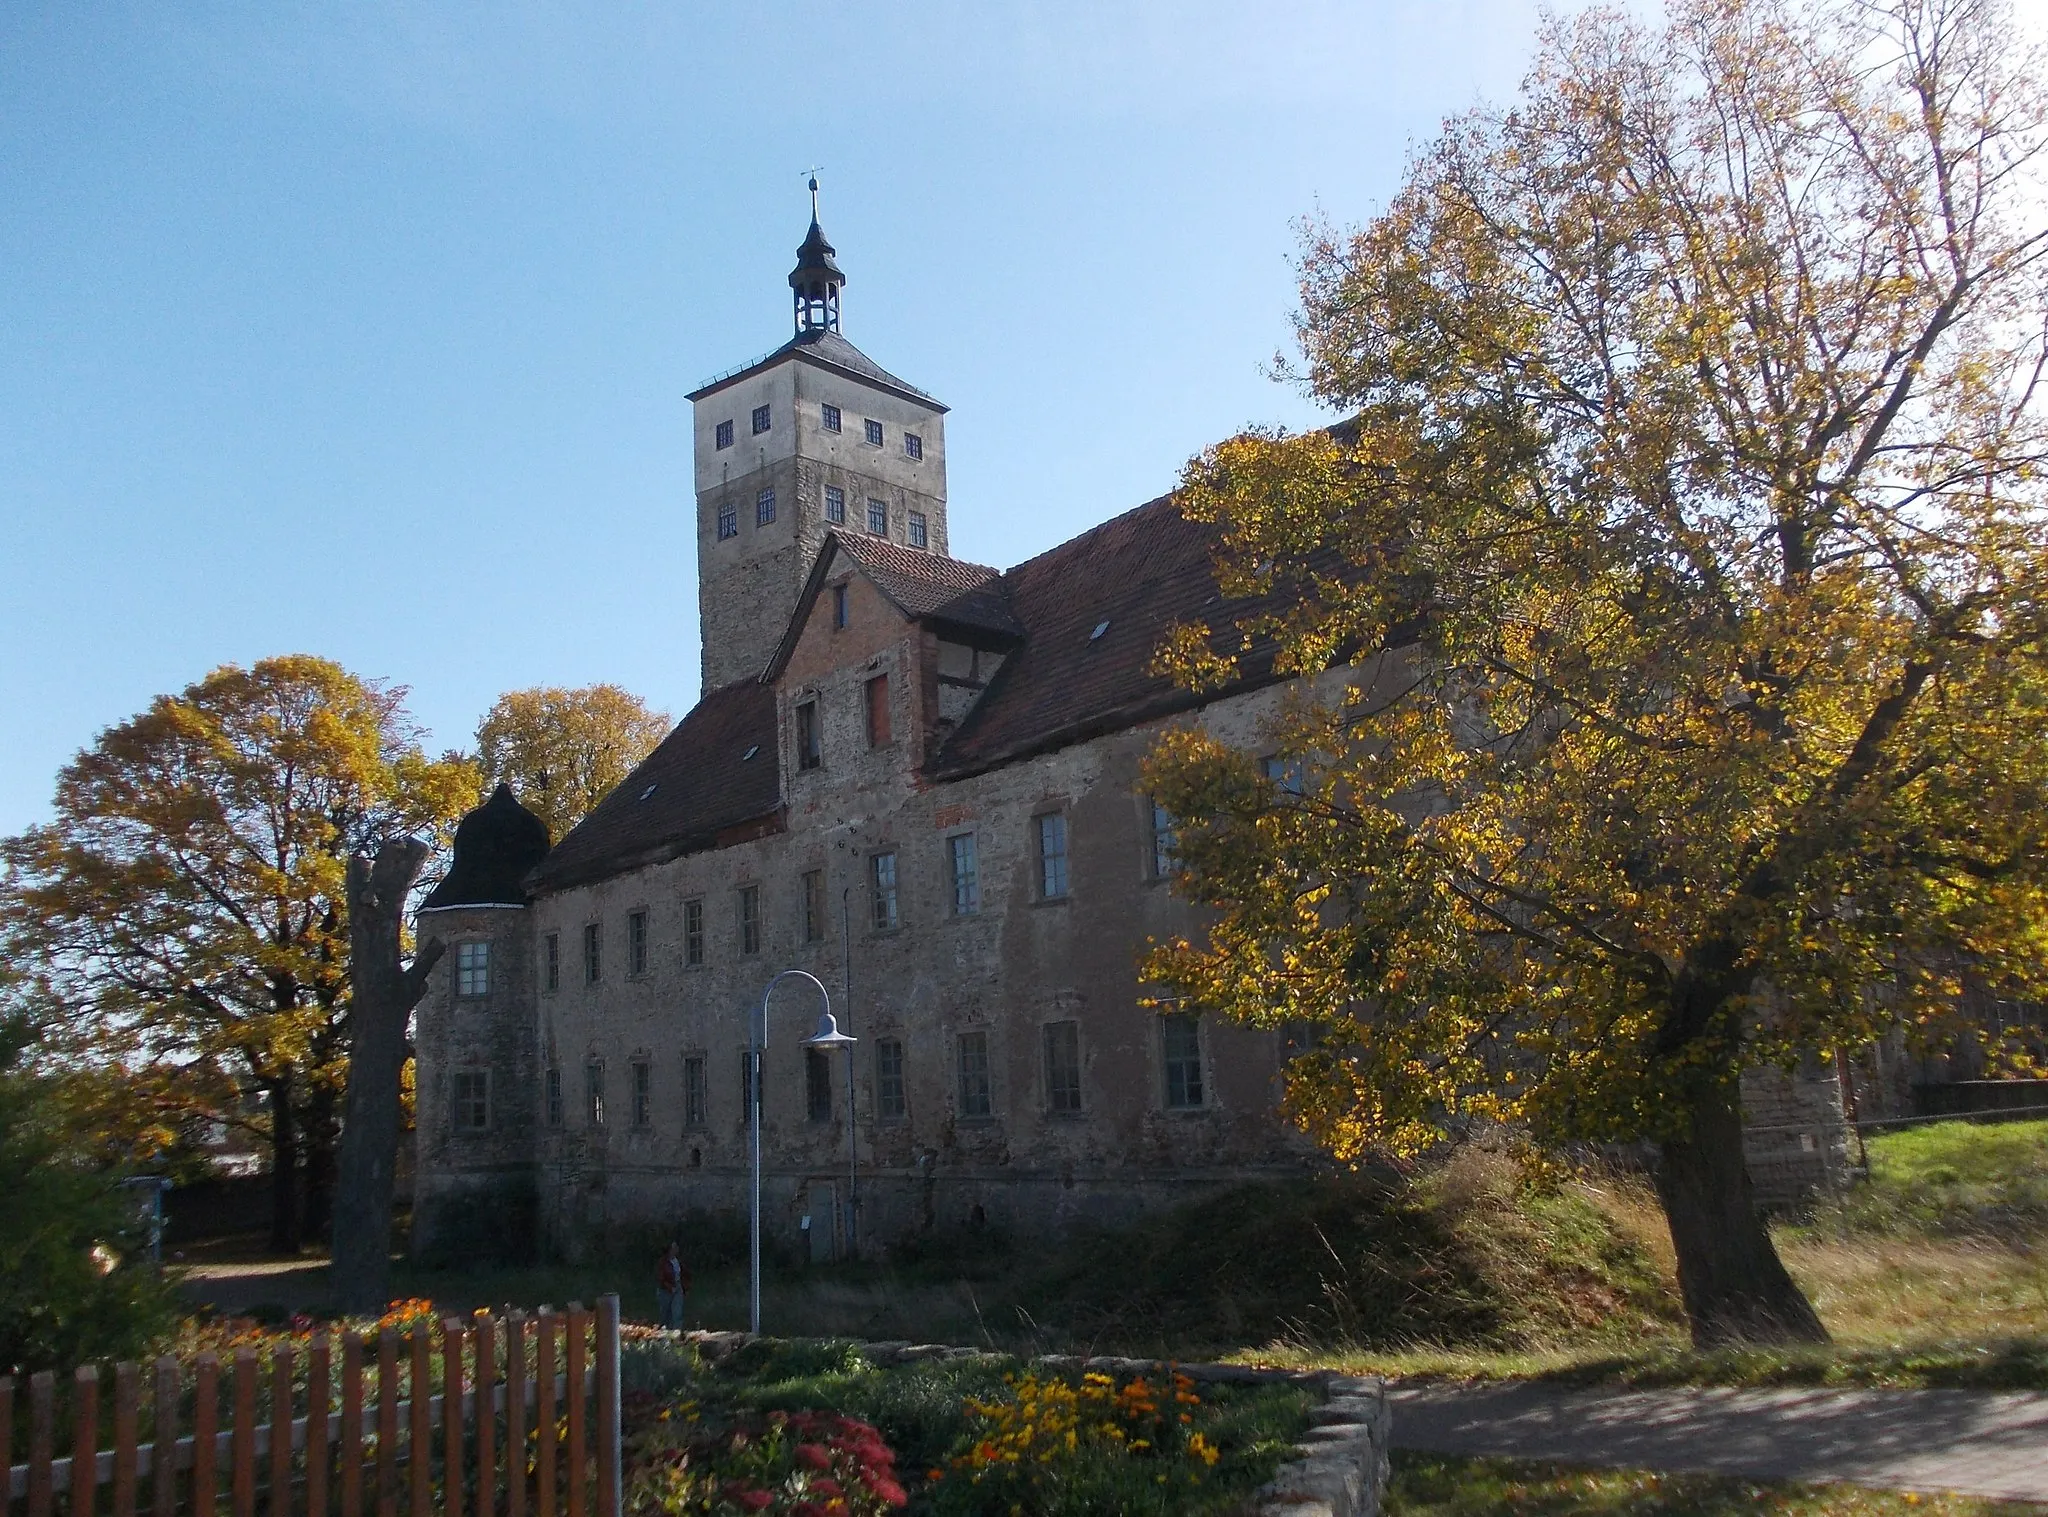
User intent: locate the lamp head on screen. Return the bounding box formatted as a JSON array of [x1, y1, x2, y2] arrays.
[[802, 1012, 859, 1049]]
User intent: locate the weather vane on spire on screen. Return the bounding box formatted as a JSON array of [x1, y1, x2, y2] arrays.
[[801, 166, 824, 222]]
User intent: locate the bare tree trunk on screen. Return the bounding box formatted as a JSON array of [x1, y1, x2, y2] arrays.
[[332, 841, 442, 1315]]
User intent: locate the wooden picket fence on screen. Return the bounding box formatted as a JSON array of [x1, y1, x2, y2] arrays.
[[2, 1297, 621, 1517]]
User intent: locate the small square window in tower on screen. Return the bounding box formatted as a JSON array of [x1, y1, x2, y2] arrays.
[[757, 488, 776, 526], [1044, 1021, 1082, 1113], [949, 833, 979, 916], [456, 940, 490, 997], [452, 1069, 490, 1131], [866, 498, 887, 536], [683, 1055, 707, 1129], [874, 1038, 906, 1120], [717, 501, 737, 540], [904, 432, 923, 460], [864, 418, 884, 447], [715, 419, 734, 450], [824, 485, 845, 525], [864, 674, 891, 746], [795, 699, 821, 771], [805, 1048, 832, 1122], [907, 511, 928, 549], [752, 404, 772, 435], [821, 403, 841, 432], [628, 910, 648, 977], [739, 885, 761, 956], [583, 922, 602, 982], [870, 851, 899, 931], [957, 1029, 992, 1118], [1037, 813, 1069, 899], [1162, 1013, 1205, 1108]]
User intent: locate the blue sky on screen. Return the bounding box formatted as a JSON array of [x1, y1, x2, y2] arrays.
[[2, 0, 1705, 832]]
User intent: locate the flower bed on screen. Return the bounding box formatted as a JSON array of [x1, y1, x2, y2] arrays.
[[621, 1337, 1315, 1517]]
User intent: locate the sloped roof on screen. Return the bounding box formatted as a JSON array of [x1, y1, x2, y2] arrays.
[[687, 328, 946, 411], [527, 680, 782, 893], [421, 784, 551, 909], [834, 534, 1023, 639], [931, 495, 1306, 779]]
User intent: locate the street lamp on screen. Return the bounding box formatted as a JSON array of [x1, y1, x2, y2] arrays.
[[749, 969, 853, 1334], [804, 1011, 860, 1262]]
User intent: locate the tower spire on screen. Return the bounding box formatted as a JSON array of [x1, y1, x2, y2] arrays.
[[789, 174, 844, 335]]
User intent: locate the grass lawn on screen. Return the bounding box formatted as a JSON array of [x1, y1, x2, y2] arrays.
[[1384, 1452, 2047, 1515]]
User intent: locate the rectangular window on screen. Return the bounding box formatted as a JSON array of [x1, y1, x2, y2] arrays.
[[751, 403, 772, 435], [630, 1058, 652, 1127], [907, 510, 928, 549], [545, 1066, 563, 1127], [628, 910, 648, 977], [717, 501, 737, 540], [875, 1038, 906, 1120], [456, 940, 491, 998], [824, 485, 845, 525], [684, 898, 705, 966], [739, 1049, 757, 1119], [1263, 754, 1307, 796], [739, 885, 761, 956], [796, 699, 821, 770], [802, 868, 826, 943], [683, 1055, 707, 1129], [452, 1069, 490, 1131], [956, 1029, 992, 1118], [821, 403, 841, 432], [805, 1048, 832, 1122], [864, 418, 884, 447], [1150, 800, 1177, 879], [1044, 1021, 1082, 1113], [585, 1061, 606, 1126], [865, 673, 891, 746], [583, 922, 602, 982], [1037, 813, 1069, 899], [832, 582, 849, 628], [544, 933, 560, 992], [715, 419, 733, 450], [949, 833, 980, 916], [903, 432, 923, 460], [866, 498, 887, 536], [1162, 1013, 1204, 1109], [756, 487, 777, 526], [870, 851, 899, 931]]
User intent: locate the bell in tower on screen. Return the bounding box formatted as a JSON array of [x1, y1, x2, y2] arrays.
[[789, 176, 844, 334]]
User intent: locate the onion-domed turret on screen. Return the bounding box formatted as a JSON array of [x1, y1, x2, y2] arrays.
[[420, 784, 550, 910], [788, 176, 844, 335]]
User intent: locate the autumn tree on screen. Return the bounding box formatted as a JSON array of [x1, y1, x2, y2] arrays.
[[1146, 0, 2048, 1345], [474, 685, 670, 841], [1, 656, 477, 1251]]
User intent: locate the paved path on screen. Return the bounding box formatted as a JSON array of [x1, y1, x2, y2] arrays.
[[1388, 1381, 2048, 1503]]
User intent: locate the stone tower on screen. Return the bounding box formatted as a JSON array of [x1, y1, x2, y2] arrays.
[[687, 185, 951, 690]]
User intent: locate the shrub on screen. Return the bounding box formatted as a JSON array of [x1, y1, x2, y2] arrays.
[[627, 1405, 906, 1516]]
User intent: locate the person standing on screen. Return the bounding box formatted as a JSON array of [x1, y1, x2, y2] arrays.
[[656, 1241, 688, 1329]]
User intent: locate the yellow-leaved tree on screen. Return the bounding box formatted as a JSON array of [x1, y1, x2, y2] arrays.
[[0, 656, 478, 1251], [1144, 0, 2048, 1345], [475, 685, 670, 842]]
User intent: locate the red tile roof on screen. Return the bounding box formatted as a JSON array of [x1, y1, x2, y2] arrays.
[[528, 680, 782, 892], [832, 533, 1024, 639]]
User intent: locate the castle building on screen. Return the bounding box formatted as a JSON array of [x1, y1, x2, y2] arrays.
[[411, 201, 1855, 1261], [410, 201, 1345, 1261]]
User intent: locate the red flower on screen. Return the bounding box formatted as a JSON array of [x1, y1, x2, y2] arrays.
[[810, 1477, 843, 1498], [794, 1442, 832, 1470], [868, 1477, 908, 1508]]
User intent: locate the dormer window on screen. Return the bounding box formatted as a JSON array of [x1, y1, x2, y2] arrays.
[[821, 403, 841, 432], [752, 404, 772, 435], [904, 432, 923, 461], [715, 419, 734, 450]]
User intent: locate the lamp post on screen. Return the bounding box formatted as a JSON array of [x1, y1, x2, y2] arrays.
[[749, 969, 853, 1335]]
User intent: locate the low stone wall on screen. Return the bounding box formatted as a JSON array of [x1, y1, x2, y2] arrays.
[[672, 1332, 1391, 1516]]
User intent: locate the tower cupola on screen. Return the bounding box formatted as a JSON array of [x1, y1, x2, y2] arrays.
[[788, 177, 844, 334]]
